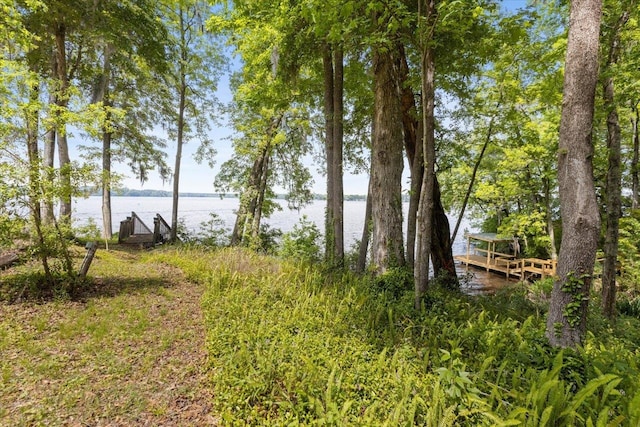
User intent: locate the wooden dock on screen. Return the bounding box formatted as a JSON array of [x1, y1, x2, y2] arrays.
[[118, 212, 172, 247], [455, 233, 556, 280]]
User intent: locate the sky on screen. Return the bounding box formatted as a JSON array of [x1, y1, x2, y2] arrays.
[[94, 0, 529, 196]]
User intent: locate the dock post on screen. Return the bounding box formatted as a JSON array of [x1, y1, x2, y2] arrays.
[[79, 241, 98, 279]]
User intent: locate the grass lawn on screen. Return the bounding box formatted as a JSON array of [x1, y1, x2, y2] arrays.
[[0, 246, 218, 426]]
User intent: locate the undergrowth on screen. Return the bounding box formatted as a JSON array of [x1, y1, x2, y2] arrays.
[[152, 247, 640, 426]]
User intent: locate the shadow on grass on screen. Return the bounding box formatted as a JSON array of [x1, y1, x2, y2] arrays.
[[0, 244, 182, 304]]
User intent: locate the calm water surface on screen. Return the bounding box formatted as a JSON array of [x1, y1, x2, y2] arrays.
[[73, 196, 514, 294]]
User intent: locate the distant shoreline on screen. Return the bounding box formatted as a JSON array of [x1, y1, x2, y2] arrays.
[[91, 189, 368, 201]]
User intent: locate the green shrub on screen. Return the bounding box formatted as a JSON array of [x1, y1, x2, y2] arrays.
[[278, 216, 321, 263], [618, 296, 640, 318], [372, 267, 413, 299], [73, 217, 101, 241], [196, 212, 230, 247]]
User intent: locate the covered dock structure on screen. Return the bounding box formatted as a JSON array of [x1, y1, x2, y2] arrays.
[[454, 233, 556, 280]]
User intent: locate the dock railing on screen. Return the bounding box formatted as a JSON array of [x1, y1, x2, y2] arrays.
[[455, 233, 557, 280], [118, 212, 172, 247]]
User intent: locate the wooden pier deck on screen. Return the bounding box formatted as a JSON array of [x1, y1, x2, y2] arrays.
[[455, 233, 556, 280]]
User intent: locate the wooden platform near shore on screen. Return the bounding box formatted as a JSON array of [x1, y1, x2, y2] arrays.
[[456, 233, 556, 280], [454, 254, 557, 280]]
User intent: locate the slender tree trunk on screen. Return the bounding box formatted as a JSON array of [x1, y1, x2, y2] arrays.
[[57, 132, 72, 222], [357, 176, 373, 273], [408, 137, 423, 271], [171, 79, 187, 242], [544, 176, 558, 260], [171, 8, 188, 243], [323, 44, 336, 263], [546, 0, 602, 348], [414, 0, 437, 308], [632, 102, 640, 210], [102, 113, 113, 240], [602, 92, 621, 318], [100, 45, 114, 240], [54, 22, 72, 225], [25, 79, 53, 284], [247, 115, 281, 244], [398, 45, 421, 270], [601, 8, 631, 319], [333, 45, 345, 266], [451, 112, 496, 242], [371, 48, 405, 274], [42, 83, 56, 225]]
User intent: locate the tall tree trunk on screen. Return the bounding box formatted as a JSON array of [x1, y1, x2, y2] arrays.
[[171, 77, 187, 242], [371, 48, 405, 273], [231, 155, 265, 245], [25, 79, 53, 284], [332, 45, 345, 266], [171, 8, 188, 243], [323, 44, 336, 263], [102, 113, 113, 240], [42, 79, 56, 225], [431, 175, 457, 286], [251, 148, 270, 242], [232, 156, 264, 245], [398, 44, 421, 270], [54, 22, 72, 225], [601, 7, 631, 320], [231, 201, 247, 246], [546, 0, 602, 348], [100, 45, 114, 240], [632, 102, 640, 210], [414, 0, 437, 308]]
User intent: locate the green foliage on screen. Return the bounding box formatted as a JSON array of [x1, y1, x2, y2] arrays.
[[499, 211, 552, 258], [174, 217, 196, 243], [617, 211, 640, 293], [344, 239, 364, 272], [372, 267, 413, 299], [561, 272, 588, 329], [252, 224, 282, 255], [152, 248, 640, 425], [278, 216, 321, 263], [196, 213, 230, 247], [617, 296, 640, 318], [173, 214, 231, 248], [73, 217, 101, 241]]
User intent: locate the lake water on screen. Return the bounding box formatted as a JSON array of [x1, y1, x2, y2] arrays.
[[74, 196, 472, 251], [73, 196, 514, 293]]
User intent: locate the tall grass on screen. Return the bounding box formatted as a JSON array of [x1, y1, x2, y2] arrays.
[[155, 247, 640, 426]]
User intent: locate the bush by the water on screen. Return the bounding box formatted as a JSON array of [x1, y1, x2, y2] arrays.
[[154, 248, 640, 426]]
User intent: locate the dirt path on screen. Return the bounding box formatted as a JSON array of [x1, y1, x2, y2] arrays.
[[0, 256, 218, 426]]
